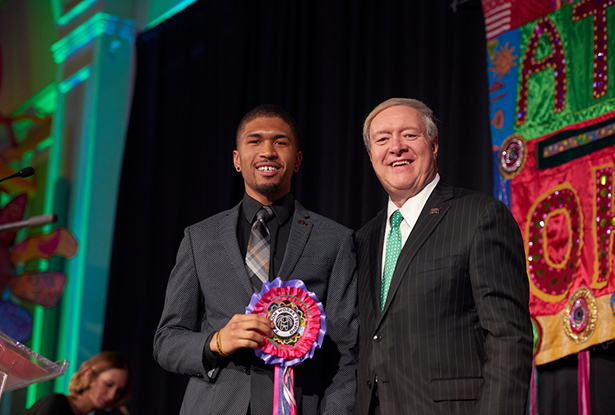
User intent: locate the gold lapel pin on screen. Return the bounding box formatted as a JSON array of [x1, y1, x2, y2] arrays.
[[298, 220, 308, 226]]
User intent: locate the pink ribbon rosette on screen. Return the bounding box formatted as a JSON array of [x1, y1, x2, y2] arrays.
[[246, 278, 327, 415]]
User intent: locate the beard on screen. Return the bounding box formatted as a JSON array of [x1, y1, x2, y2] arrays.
[[255, 182, 280, 195]]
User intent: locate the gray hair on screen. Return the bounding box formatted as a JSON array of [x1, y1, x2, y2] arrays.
[[363, 98, 438, 150]]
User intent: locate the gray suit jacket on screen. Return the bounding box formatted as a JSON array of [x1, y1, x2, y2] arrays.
[[355, 182, 532, 415], [154, 200, 358, 415]]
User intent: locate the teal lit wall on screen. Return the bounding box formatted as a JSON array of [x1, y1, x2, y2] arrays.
[[0, 0, 199, 413]]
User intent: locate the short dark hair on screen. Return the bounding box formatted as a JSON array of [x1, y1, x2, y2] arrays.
[[236, 104, 300, 147]]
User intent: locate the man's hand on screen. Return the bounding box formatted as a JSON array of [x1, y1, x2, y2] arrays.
[[210, 314, 274, 356]]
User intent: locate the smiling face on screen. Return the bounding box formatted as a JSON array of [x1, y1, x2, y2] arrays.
[[233, 116, 302, 204], [82, 368, 128, 411], [368, 105, 438, 207]]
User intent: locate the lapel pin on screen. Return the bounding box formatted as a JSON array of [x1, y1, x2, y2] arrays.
[[429, 208, 440, 215], [298, 220, 308, 226]]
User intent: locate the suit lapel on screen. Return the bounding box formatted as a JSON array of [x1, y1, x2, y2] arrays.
[[277, 201, 313, 281], [379, 182, 454, 320], [218, 203, 255, 297], [367, 211, 387, 320]]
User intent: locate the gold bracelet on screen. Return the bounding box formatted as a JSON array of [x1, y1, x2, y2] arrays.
[[216, 329, 228, 357]]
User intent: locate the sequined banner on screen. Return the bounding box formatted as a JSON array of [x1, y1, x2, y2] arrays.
[[482, 0, 615, 368]]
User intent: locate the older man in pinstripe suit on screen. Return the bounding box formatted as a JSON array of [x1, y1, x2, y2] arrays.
[[355, 98, 533, 415], [154, 105, 358, 414]]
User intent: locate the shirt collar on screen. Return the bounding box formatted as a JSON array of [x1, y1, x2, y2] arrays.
[[242, 192, 295, 224], [386, 173, 440, 224]]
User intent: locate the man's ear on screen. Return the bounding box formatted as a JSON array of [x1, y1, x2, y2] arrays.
[[294, 151, 303, 172], [233, 150, 240, 171]]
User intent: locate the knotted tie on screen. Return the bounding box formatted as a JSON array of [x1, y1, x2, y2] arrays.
[[381, 210, 403, 311], [246, 206, 274, 290]]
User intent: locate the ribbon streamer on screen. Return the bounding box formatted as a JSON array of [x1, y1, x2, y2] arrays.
[[578, 350, 591, 415], [274, 365, 296, 415]]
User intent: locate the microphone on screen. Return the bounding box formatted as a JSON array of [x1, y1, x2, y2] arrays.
[[17, 167, 35, 178], [0, 167, 35, 183], [0, 213, 58, 233]]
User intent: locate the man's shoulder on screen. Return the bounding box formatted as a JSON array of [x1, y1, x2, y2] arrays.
[[295, 202, 353, 236], [447, 184, 505, 208], [185, 204, 239, 231], [431, 180, 499, 206], [303, 210, 353, 234], [439, 183, 515, 225]]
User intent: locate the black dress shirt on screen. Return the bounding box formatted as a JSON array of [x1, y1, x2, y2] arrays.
[[237, 192, 294, 281]]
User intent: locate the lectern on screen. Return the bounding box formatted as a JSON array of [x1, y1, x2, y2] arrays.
[[0, 331, 68, 401]]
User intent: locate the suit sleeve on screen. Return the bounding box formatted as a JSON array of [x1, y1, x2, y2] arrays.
[[320, 230, 359, 414], [470, 200, 533, 415], [153, 227, 220, 380]]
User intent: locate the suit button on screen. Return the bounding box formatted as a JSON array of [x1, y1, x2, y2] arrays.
[[373, 334, 381, 342], [367, 380, 372, 389]]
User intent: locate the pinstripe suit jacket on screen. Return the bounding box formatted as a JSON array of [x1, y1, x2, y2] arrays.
[[154, 200, 358, 415], [355, 182, 532, 415]]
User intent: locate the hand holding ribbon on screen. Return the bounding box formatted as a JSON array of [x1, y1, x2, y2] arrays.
[[209, 314, 274, 356]]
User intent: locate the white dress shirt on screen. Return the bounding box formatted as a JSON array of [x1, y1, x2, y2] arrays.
[[381, 173, 440, 278]]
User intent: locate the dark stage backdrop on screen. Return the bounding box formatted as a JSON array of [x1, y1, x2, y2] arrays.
[[103, 0, 495, 413]]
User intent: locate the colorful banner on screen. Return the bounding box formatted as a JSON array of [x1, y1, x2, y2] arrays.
[[482, 0, 615, 366]]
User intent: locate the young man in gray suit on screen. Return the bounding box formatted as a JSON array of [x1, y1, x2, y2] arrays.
[[355, 98, 533, 414], [154, 105, 358, 414]]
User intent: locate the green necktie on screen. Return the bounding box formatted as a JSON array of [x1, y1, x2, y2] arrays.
[[381, 210, 403, 311]]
